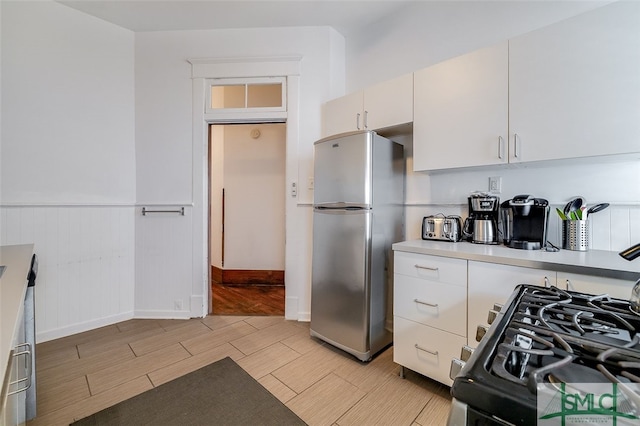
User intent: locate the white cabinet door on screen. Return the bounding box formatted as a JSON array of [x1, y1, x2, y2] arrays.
[[322, 73, 414, 138], [413, 42, 508, 171], [394, 316, 466, 387], [467, 261, 555, 348], [509, 1, 640, 163], [322, 91, 363, 137], [364, 73, 413, 131], [559, 272, 635, 301]]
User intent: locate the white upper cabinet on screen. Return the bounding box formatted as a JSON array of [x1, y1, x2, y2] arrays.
[[322, 73, 413, 137], [322, 91, 364, 137], [508, 1, 640, 163], [413, 42, 508, 171], [413, 2, 640, 171]]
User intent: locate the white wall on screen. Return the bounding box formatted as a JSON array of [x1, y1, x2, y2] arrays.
[[1, 1, 136, 204], [348, 1, 640, 254], [0, 0, 136, 340], [134, 26, 343, 320], [346, 0, 611, 92]]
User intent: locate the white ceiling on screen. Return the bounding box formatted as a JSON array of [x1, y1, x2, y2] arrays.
[[57, 0, 411, 35]]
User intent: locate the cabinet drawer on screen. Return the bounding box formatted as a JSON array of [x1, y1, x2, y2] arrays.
[[394, 274, 466, 336], [394, 251, 466, 286], [394, 316, 466, 387]]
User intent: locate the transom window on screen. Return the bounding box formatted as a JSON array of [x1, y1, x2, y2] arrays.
[[206, 77, 286, 113]]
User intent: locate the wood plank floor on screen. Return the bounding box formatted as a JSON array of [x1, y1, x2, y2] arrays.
[[28, 316, 452, 426], [211, 283, 285, 315]]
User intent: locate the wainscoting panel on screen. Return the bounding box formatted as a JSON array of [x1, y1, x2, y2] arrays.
[[134, 206, 193, 318], [0, 206, 135, 342]]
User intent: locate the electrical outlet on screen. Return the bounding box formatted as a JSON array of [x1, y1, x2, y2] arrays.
[[489, 176, 502, 193], [291, 182, 297, 197], [308, 176, 314, 190], [174, 299, 183, 310]]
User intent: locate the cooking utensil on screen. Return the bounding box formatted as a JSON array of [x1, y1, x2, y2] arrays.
[[586, 203, 609, 216], [555, 208, 567, 220], [563, 197, 585, 217]]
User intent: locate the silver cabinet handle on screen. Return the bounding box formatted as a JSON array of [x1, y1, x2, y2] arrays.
[[514, 133, 521, 158], [414, 264, 439, 272], [8, 343, 32, 395], [356, 113, 361, 130], [414, 299, 438, 308], [363, 110, 369, 129], [498, 136, 504, 159], [414, 343, 438, 356]]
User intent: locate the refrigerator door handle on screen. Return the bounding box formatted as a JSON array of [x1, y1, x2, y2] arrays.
[[314, 204, 369, 211]]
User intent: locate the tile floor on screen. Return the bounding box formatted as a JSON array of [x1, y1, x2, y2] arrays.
[[28, 316, 452, 426]]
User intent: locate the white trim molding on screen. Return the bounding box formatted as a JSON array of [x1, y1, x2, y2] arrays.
[[189, 55, 303, 320]]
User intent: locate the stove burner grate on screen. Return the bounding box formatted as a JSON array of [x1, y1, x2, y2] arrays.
[[489, 286, 640, 394]]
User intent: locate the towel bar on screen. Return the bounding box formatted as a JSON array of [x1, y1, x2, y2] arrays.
[[142, 207, 185, 216]]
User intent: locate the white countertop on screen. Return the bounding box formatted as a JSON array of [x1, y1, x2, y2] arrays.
[[0, 244, 35, 384], [393, 240, 640, 282]]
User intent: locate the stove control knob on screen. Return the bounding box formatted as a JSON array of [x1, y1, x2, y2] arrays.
[[487, 309, 499, 325], [460, 345, 474, 362], [476, 324, 489, 342], [450, 358, 465, 380], [493, 303, 503, 312]]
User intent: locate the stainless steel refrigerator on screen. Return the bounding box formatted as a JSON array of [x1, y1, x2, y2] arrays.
[[310, 130, 405, 361]]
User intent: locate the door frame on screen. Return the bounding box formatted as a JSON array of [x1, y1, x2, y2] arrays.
[[188, 56, 301, 317]]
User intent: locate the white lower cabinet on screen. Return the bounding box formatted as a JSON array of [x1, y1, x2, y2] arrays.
[[393, 252, 467, 386], [393, 248, 636, 385], [394, 316, 466, 387], [559, 272, 635, 300], [466, 261, 555, 349]]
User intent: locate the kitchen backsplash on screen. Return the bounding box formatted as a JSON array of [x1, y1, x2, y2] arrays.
[[406, 203, 640, 252], [390, 131, 640, 253]]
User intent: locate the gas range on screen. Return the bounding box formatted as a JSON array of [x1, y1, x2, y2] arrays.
[[448, 284, 640, 425]]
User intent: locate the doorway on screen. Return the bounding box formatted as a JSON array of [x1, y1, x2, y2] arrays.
[[209, 123, 286, 315]]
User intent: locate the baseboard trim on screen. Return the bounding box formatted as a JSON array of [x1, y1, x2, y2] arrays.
[[211, 266, 284, 285], [37, 311, 135, 343]]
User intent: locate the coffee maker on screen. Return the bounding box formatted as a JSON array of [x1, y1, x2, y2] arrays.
[[463, 193, 500, 244], [502, 194, 550, 250]]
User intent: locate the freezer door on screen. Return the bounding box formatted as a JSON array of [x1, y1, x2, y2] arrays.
[[311, 208, 370, 355], [313, 131, 372, 206]]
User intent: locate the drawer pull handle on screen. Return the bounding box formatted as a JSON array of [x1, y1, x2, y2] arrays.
[[414, 299, 438, 308], [414, 264, 439, 272], [414, 344, 438, 356]]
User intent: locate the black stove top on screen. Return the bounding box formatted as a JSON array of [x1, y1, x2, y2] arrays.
[[451, 284, 640, 425]]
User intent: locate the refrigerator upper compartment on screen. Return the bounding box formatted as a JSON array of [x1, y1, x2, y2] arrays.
[[313, 130, 374, 207]]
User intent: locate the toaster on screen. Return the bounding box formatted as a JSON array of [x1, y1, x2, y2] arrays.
[[422, 215, 462, 242]]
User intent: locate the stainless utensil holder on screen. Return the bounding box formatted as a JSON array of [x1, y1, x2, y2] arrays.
[[562, 220, 589, 251]]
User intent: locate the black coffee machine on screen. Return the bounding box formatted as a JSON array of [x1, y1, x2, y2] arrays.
[[501, 194, 549, 250], [463, 193, 500, 244]]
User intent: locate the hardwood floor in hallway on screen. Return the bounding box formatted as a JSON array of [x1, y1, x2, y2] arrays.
[[211, 282, 285, 315], [28, 316, 452, 426]]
